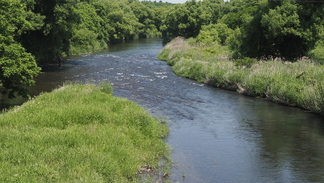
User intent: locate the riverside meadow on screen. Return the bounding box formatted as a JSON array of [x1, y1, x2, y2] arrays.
[[158, 37, 324, 115], [0, 83, 170, 182]]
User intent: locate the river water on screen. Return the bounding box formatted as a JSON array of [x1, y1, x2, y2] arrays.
[[3, 38, 324, 182]]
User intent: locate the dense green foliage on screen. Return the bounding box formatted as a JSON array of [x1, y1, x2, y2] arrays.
[[0, 84, 170, 182], [1, 0, 323, 98], [161, 0, 324, 61], [158, 0, 324, 114], [0, 0, 174, 97], [159, 38, 324, 115], [19, 0, 171, 60], [0, 0, 42, 98]]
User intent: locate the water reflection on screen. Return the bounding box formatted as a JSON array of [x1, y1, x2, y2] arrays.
[[235, 99, 324, 182]]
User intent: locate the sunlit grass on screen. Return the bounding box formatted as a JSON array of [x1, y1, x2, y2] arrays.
[[159, 38, 324, 115], [0, 83, 170, 182]]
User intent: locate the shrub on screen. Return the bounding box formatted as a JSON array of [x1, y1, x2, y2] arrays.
[[308, 40, 324, 65], [234, 57, 257, 68]]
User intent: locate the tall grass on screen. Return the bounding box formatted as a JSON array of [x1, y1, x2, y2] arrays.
[[158, 37, 324, 115], [0, 83, 170, 182]]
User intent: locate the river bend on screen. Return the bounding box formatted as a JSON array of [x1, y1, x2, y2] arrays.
[[3, 39, 324, 183]]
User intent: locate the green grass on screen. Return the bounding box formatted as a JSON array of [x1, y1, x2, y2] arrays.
[[159, 37, 324, 115], [0, 83, 170, 182]]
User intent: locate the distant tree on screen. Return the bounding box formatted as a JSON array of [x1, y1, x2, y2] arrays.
[[95, 0, 140, 42], [229, 0, 324, 59], [130, 1, 159, 38], [161, 0, 212, 38], [69, 2, 105, 54]]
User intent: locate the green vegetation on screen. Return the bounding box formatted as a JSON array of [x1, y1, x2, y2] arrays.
[[0, 0, 175, 98], [0, 0, 42, 98], [1, 0, 323, 180], [158, 0, 324, 115], [0, 83, 170, 182], [1, 0, 323, 98], [159, 37, 324, 115], [161, 0, 324, 62]]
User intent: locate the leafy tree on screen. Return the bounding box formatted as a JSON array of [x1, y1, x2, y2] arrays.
[[260, 1, 304, 58], [196, 24, 221, 44], [160, 4, 186, 37], [140, 0, 174, 35], [162, 0, 212, 38], [130, 1, 159, 38], [20, 0, 80, 63], [220, 0, 260, 29], [298, 1, 324, 57], [216, 23, 233, 45], [0, 0, 172, 97], [141, 1, 174, 9], [94, 0, 140, 43], [229, 0, 323, 59], [0, 42, 41, 98], [227, 27, 243, 58], [0, 0, 41, 97], [69, 2, 105, 54], [203, 0, 227, 24]]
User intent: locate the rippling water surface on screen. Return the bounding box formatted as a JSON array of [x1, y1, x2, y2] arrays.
[[3, 39, 324, 182]]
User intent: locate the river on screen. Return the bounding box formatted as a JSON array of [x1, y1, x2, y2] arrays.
[[2, 38, 324, 182]]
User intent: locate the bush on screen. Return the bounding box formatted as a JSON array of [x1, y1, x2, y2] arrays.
[[308, 40, 324, 65], [196, 25, 220, 45], [234, 57, 257, 68], [196, 23, 233, 45]]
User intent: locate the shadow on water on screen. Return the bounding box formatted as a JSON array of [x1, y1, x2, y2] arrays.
[[1, 38, 324, 182]]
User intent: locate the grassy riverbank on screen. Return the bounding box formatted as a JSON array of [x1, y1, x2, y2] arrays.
[[158, 37, 324, 115], [0, 83, 170, 182]]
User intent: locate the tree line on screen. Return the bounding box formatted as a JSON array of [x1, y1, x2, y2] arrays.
[[0, 0, 172, 98], [1, 0, 323, 98], [161, 0, 324, 60]]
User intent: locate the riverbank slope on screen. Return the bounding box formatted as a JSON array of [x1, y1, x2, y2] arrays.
[[0, 83, 169, 182], [158, 37, 324, 115]]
